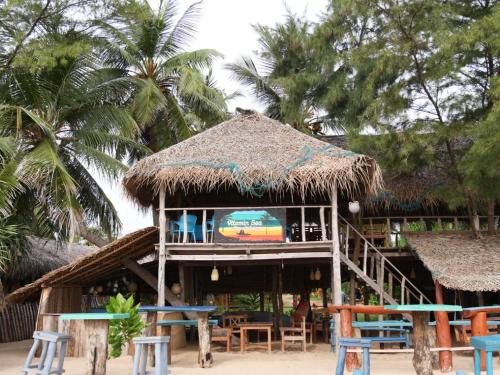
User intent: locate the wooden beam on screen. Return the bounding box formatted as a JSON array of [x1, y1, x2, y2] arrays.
[[301, 207, 306, 242], [319, 207, 327, 241], [158, 188, 167, 306], [123, 259, 197, 320], [165, 252, 333, 261]]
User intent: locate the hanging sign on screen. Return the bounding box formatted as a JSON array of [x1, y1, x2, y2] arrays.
[[214, 208, 286, 243]]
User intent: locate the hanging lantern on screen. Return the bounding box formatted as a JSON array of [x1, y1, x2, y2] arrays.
[[348, 201, 360, 214], [314, 267, 322, 281], [227, 266, 233, 275], [171, 283, 182, 295], [211, 266, 219, 281], [309, 268, 315, 281]]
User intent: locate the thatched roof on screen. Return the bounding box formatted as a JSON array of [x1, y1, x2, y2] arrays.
[[405, 232, 500, 292], [6, 227, 159, 303], [322, 135, 447, 212], [124, 112, 383, 206], [5, 237, 96, 281]]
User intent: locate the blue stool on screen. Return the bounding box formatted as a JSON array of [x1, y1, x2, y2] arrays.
[[335, 337, 371, 375], [471, 334, 500, 375], [330, 318, 336, 352]]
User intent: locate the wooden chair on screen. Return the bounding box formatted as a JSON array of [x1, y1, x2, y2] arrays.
[[222, 314, 248, 336], [211, 327, 232, 352], [280, 316, 307, 352], [291, 300, 313, 344]]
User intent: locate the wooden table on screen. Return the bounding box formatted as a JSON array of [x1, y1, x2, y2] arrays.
[[239, 323, 273, 353], [385, 304, 462, 375], [328, 305, 403, 370], [59, 313, 129, 375], [139, 305, 216, 368], [463, 305, 500, 371]]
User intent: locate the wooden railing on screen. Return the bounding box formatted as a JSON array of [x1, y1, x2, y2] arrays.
[[339, 216, 432, 305], [160, 205, 336, 244]]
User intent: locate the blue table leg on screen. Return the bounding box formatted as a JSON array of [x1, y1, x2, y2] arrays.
[[486, 351, 493, 375], [474, 349, 481, 375], [362, 347, 370, 375], [335, 346, 347, 375]]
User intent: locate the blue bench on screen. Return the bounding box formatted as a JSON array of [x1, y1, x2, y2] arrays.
[[352, 320, 411, 349], [471, 334, 500, 375]]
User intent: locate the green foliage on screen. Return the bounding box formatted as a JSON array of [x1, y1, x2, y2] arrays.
[[105, 293, 145, 358], [230, 293, 261, 311]]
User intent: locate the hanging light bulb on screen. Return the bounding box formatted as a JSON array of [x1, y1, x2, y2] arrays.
[[227, 266, 233, 275], [211, 266, 219, 281], [348, 201, 360, 214], [314, 267, 322, 281], [309, 268, 315, 281]]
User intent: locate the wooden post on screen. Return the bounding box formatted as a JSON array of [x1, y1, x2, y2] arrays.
[[340, 309, 360, 370], [277, 265, 284, 329], [434, 280, 453, 372], [85, 320, 109, 375], [362, 241, 368, 275], [179, 263, 185, 302], [412, 311, 433, 375], [158, 188, 167, 307], [388, 273, 393, 298], [331, 185, 342, 351], [319, 207, 327, 241], [470, 312, 488, 370], [272, 266, 279, 338], [183, 209, 188, 243], [202, 210, 207, 243], [197, 312, 212, 368], [401, 278, 406, 304], [378, 257, 385, 306], [301, 207, 306, 242]]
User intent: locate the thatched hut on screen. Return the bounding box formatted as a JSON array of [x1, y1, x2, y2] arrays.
[[123, 111, 382, 207]]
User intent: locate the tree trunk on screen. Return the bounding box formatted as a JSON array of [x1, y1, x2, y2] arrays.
[[75, 211, 108, 247], [0, 278, 5, 313], [487, 200, 496, 235]]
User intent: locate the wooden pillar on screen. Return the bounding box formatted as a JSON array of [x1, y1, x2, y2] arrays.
[[85, 320, 109, 375], [158, 188, 166, 307], [178, 263, 185, 302], [340, 309, 360, 370], [349, 213, 361, 305], [331, 185, 342, 350], [272, 266, 279, 338], [412, 311, 433, 375], [277, 265, 284, 329], [434, 280, 453, 372], [471, 312, 488, 370], [197, 312, 212, 368]]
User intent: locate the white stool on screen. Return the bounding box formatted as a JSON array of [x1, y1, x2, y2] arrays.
[[132, 336, 170, 375], [22, 331, 72, 375]]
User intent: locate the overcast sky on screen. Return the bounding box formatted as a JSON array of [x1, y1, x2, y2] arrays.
[[97, 0, 329, 235]]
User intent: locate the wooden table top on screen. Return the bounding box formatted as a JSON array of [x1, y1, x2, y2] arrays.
[[328, 305, 402, 315], [239, 322, 273, 328]]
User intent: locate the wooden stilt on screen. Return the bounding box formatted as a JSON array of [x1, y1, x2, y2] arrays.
[[331, 185, 342, 351], [85, 320, 108, 375], [277, 265, 284, 329], [158, 189, 167, 307], [272, 266, 279, 339], [197, 312, 212, 368], [434, 280, 453, 372], [340, 309, 360, 371], [412, 311, 433, 375]]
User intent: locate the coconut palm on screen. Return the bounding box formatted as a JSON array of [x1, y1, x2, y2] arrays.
[[0, 32, 147, 247], [99, 0, 228, 153], [226, 14, 323, 134]]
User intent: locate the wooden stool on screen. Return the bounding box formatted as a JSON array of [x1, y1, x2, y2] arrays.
[[471, 334, 500, 375], [132, 336, 170, 375], [22, 331, 72, 375], [335, 337, 371, 375]]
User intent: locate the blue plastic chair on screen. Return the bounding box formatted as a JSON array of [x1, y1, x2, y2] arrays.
[[171, 214, 197, 242]]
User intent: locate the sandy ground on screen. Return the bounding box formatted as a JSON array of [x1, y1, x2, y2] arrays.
[[0, 339, 496, 375]]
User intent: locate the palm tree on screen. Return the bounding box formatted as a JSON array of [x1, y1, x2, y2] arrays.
[[0, 32, 147, 247], [227, 14, 323, 134], [99, 0, 228, 153]]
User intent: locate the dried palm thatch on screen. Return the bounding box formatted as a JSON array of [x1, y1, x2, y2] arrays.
[[123, 112, 383, 206], [405, 232, 500, 292], [6, 227, 158, 303], [5, 237, 96, 281]]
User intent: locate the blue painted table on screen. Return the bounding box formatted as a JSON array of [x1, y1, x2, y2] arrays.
[[138, 306, 217, 368], [385, 304, 462, 375], [59, 313, 130, 375], [470, 334, 500, 375]]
